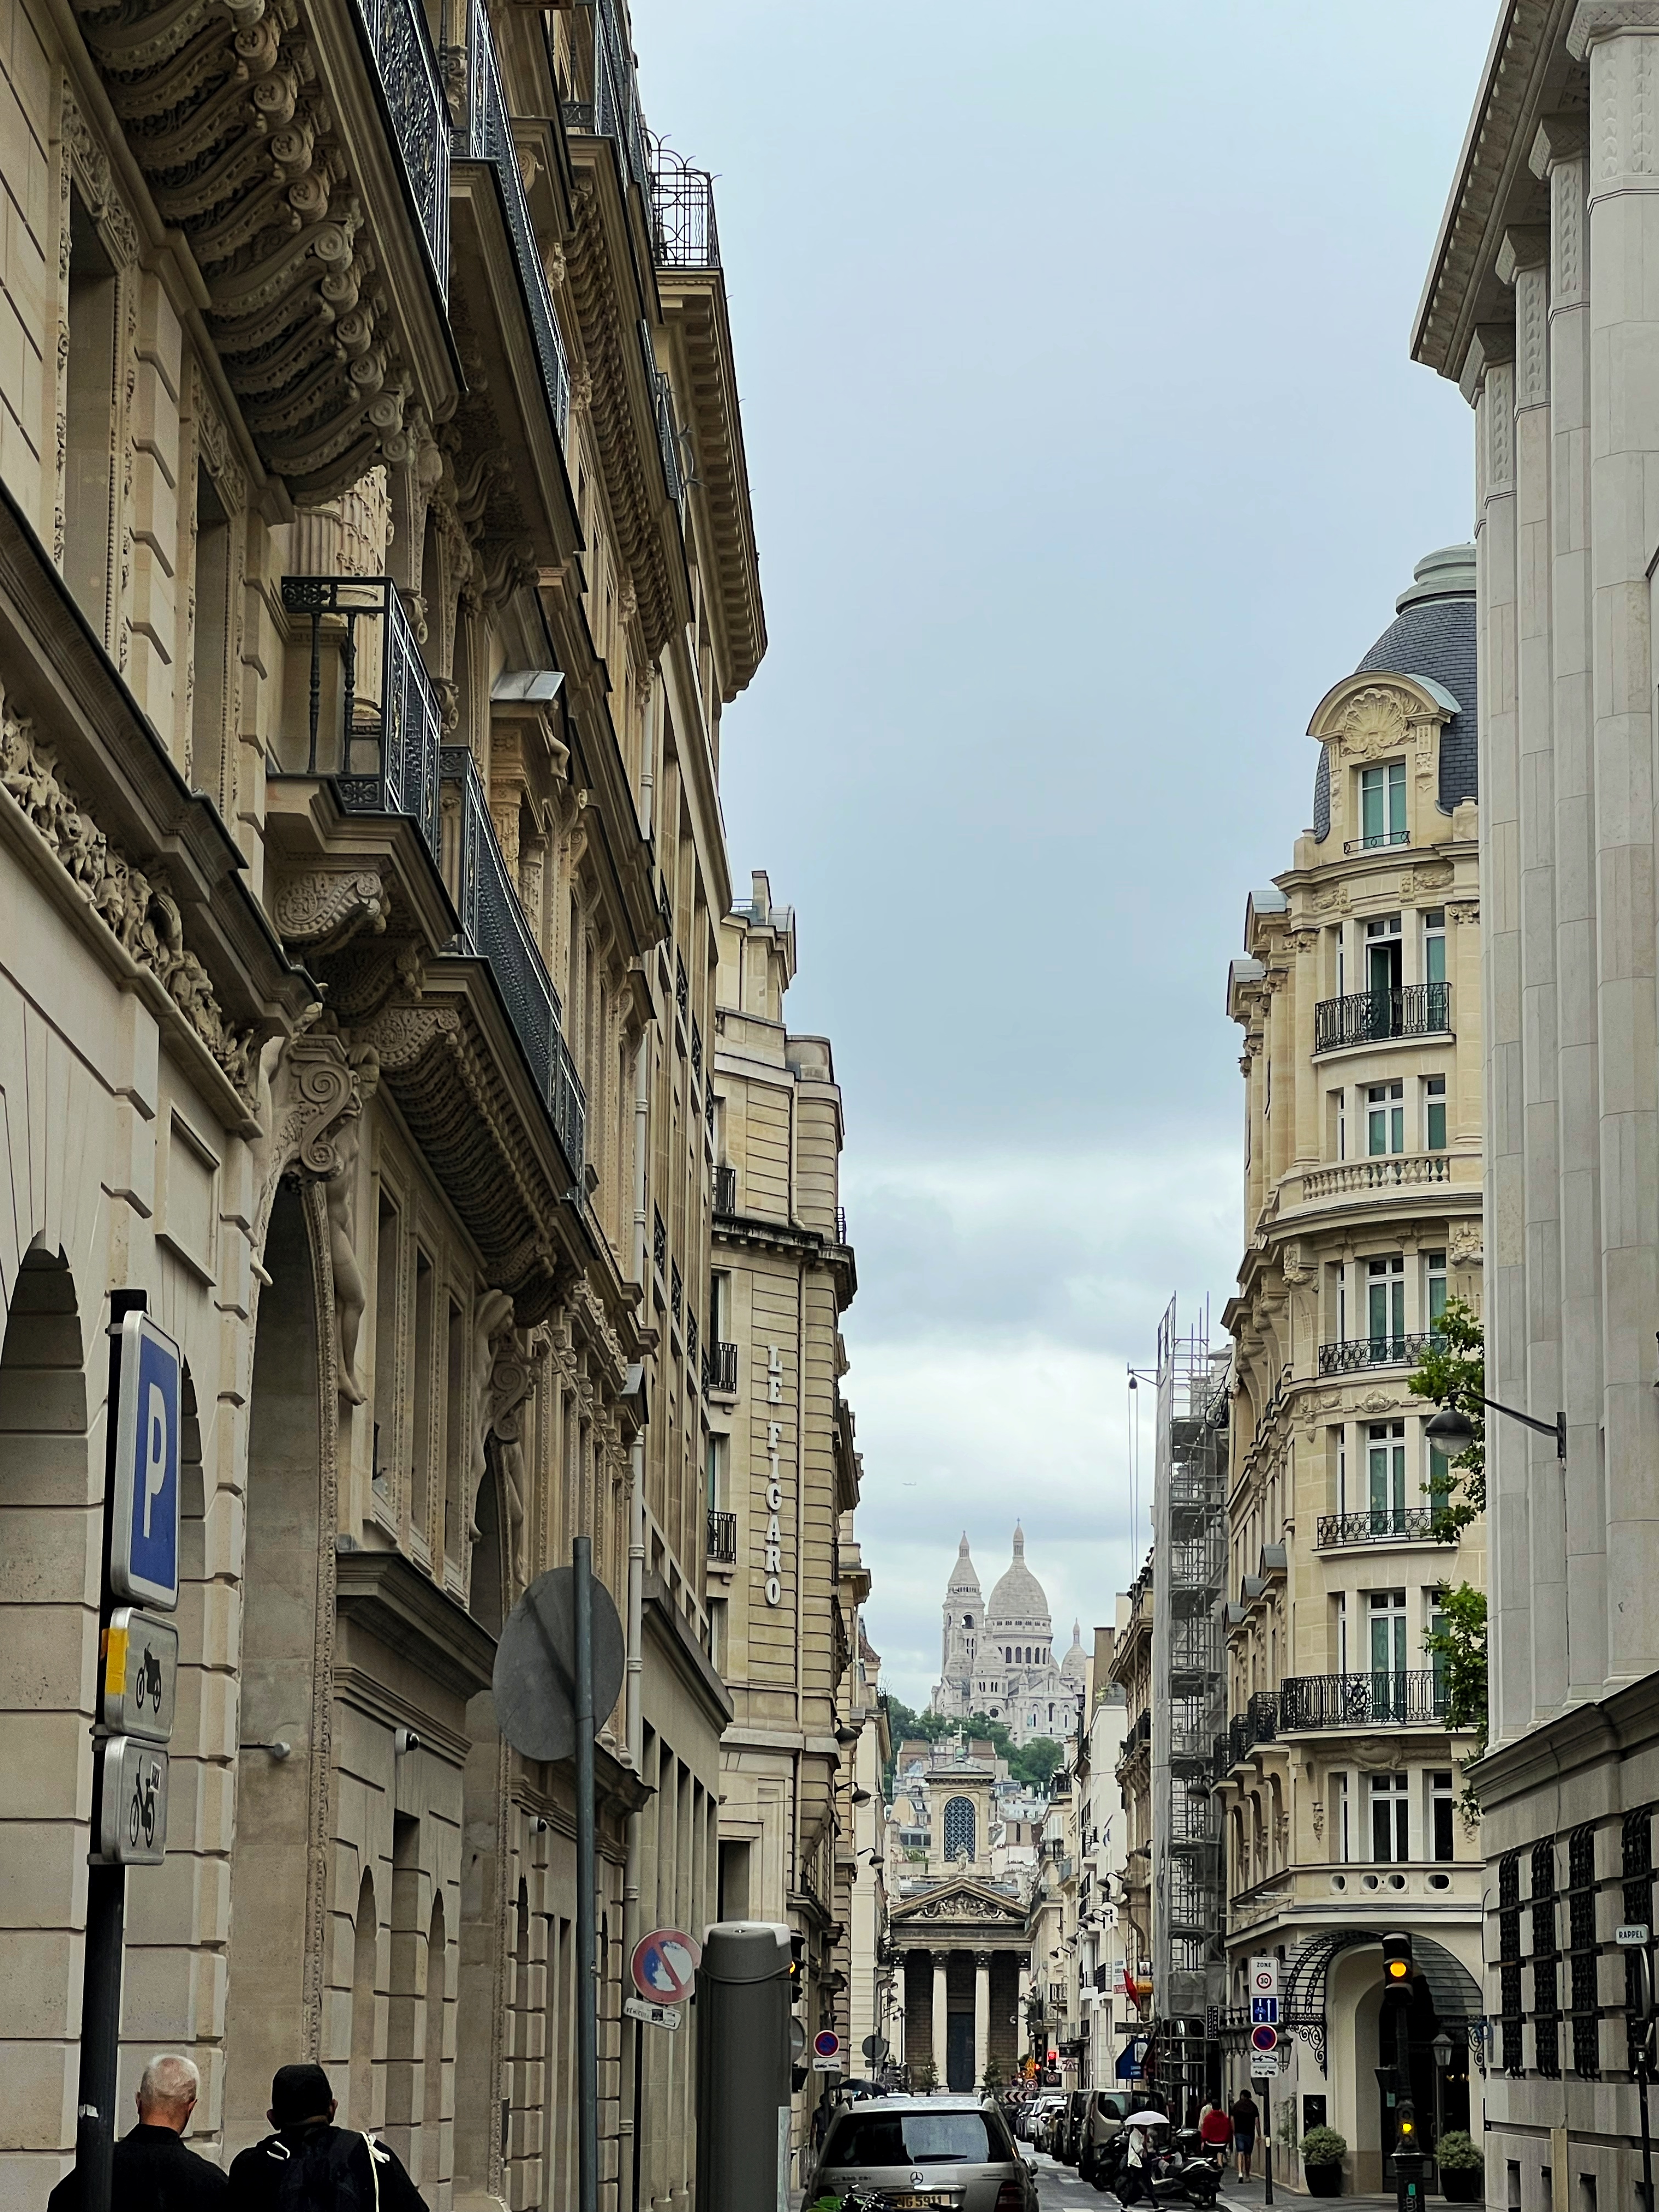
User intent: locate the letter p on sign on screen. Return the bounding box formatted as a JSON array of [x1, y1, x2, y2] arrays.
[[111, 1310, 183, 1612]]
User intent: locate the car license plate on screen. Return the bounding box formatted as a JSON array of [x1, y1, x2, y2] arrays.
[[885, 2197, 956, 2210]]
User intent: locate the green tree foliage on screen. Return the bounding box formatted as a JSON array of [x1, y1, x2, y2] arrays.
[[1407, 1293, 1486, 1533], [1010, 1736, 1064, 1792], [1409, 1301, 1489, 1802], [880, 1695, 1063, 1798]]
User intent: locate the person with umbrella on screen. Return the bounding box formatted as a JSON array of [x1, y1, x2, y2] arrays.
[[1120, 2107, 1170, 2203]]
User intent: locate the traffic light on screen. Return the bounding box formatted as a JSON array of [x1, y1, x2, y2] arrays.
[[788, 1932, 805, 2006], [1395, 2098, 1418, 2153], [1383, 1932, 1414, 1985]]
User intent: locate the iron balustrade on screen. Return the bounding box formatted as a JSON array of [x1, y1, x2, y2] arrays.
[[441, 747, 585, 1181], [1318, 1331, 1440, 1376], [1314, 981, 1452, 1052], [651, 145, 720, 267], [279, 578, 441, 865], [1248, 1690, 1278, 1746], [1315, 1508, 1452, 1547], [706, 1509, 737, 1564], [350, 0, 449, 288], [1344, 831, 1411, 854], [592, 0, 651, 192], [670, 1261, 682, 1324], [652, 1207, 667, 1273], [690, 1019, 702, 1085], [704, 1340, 738, 1393], [449, 0, 570, 438], [1278, 1671, 1449, 1730], [713, 1165, 737, 1214]]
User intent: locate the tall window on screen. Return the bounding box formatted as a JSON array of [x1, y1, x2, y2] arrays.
[[1360, 762, 1408, 848], [1367, 1254, 1405, 1353], [1424, 909, 1447, 985], [1371, 1773, 1410, 1861], [1331, 1770, 1349, 1863], [1368, 1590, 1408, 1695], [1365, 913, 1403, 995], [191, 465, 232, 808], [1367, 1421, 1406, 1532], [1425, 1250, 1448, 1332], [64, 196, 118, 637], [1367, 1081, 1405, 1155], [1425, 1074, 1447, 1151], [943, 1797, 975, 1861], [1430, 1771, 1455, 1862], [1335, 1087, 1347, 1160]]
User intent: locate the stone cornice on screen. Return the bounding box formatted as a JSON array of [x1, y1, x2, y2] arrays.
[[1413, 0, 1580, 383], [335, 1544, 498, 1701], [643, 1571, 734, 1733]]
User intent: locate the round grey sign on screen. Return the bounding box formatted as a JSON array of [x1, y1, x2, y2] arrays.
[[493, 1565, 627, 1763]]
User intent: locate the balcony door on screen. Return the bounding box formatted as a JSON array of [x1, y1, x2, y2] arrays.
[[1368, 1589, 1407, 1718], [1367, 1255, 1405, 1360], [1367, 1421, 1406, 1534], [1366, 912, 1403, 997]]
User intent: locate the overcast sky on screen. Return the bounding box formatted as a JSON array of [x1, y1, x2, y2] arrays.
[[633, 0, 1496, 1709]]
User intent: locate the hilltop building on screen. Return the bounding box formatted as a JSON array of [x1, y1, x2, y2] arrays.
[[931, 1527, 1087, 1747]]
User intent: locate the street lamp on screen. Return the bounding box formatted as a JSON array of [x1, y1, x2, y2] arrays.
[[1431, 2030, 1452, 2149], [1424, 1399, 1565, 1462]]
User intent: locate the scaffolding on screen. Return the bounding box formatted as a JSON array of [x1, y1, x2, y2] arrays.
[[1148, 1297, 1229, 2113]]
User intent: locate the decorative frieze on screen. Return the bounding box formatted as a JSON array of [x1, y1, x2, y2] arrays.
[[0, 692, 257, 1098]]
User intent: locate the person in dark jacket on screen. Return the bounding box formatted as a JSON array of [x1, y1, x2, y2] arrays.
[[227, 2064, 428, 2210], [48, 2052, 227, 2211]]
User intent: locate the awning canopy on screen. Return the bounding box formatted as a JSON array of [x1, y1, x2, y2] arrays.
[[1276, 1929, 1483, 2076]]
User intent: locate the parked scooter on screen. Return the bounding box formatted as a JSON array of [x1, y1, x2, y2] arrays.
[[1099, 2124, 1222, 2208]]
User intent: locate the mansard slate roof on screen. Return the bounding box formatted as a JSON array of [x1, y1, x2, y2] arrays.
[[1312, 545, 1478, 840]]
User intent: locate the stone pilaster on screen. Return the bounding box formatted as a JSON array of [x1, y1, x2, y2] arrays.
[[1569, 1, 1659, 1689]]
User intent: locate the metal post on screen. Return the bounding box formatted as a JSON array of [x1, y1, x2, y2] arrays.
[[631, 2015, 644, 2212], [1262, 2076, 1273, 2207], [574, 1536, 598, 2212], [1640, 2064, 1653, 2212], [74, 1288, 148, 2212]]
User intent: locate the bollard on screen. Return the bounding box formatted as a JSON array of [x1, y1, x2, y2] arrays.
[[696, 1922, 792, 2212]]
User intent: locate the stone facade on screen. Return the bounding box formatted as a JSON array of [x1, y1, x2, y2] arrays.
[[1218, 550, 1488, 2188], [0, 0, 763, 2203], [1415, 8, 1659, 2207], [703, 876, 870, 2176]]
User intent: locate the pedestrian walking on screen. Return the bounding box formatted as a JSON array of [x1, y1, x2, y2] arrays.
[[1229, 2089, 1260, 2182], [226, 2064, 428, 2209], [1198, 2101, 1233, 2166], [49, 2053, 227, 2211]]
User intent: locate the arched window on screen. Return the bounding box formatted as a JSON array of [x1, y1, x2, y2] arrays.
[[964, 1615, 972, 1627], [943, 1797, 976, 1861]]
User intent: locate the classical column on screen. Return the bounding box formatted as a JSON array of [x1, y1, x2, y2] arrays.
[[974, 1953, 991, 2088], [1569, 0, 1659, 1691], [932, 1952, 949, 2080]]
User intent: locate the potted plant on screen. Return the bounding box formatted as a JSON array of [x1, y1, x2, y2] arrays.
[[1300, 2125, 1348, 2196], [1437, 2130, 1485, 2202]]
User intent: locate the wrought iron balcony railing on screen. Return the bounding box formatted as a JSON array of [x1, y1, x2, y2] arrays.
[[279, 578, 442, 865], [349, 0, 449, 287], [1316, 1508, 1453, 1547], [704, 1340, 738, 1394], [441, 748, 585, 1180], [1278, 1671, 1449, 1731], [707, 1508, 737, 1564], [590, 0, 652, 191], [651, 144, 720, 267], [450, 0, 570, 438], [1314, 981, 1452, 1053], [1317, 1332, 1439, 1376], [713, 1165, 737, 1214]]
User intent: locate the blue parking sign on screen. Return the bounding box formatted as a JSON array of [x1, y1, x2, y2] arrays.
[[109, 1312, 182, 1611]]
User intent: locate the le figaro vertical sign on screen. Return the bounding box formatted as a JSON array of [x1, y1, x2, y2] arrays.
[[763, 1342, 785, 1606]]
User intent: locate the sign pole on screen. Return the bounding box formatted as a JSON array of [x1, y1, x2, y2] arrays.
[[631, 2013, 644, 2212], [75, 1288, 150, 2212], [1262, 2075, 1273, 2208], [574, 1536, 599, 2212]]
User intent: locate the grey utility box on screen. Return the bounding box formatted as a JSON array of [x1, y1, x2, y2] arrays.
[[696, 1921, 792, 2212]]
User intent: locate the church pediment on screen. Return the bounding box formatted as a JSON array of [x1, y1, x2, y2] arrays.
[[891, 1881, 1026, 1928]]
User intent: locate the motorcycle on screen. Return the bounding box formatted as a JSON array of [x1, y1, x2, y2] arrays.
[[1099, 2126, 1222, 2208]]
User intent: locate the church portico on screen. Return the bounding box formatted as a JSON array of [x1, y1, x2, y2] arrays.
[[891, 1883, 1026, 2092]]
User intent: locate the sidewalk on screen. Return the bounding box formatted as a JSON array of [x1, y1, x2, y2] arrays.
[[1217, 2176, 1402, 2212]]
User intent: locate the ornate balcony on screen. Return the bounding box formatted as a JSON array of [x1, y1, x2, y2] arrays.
[[441, 748, 585, 1183], [1278, 1671, 1449, 1730], [277, 579, 442, 865], [707, 1509, 737, 1565], [1317, 1332, 1438, 1376], [74, 0, 454, 496], [651, 146, 720, 268], [1302, 1152, 1453, 1200], [1314, 982, 1452, 1053], [1315, 1509, 1452, 1547], [450, 0, 570, 440], [713, 1165, 737, 1214]]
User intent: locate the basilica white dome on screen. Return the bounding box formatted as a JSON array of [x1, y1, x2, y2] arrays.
[[984, 1525, 1050, 1632]]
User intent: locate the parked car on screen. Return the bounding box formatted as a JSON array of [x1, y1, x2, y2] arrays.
[[1019, 2092, 1063, 2146], [1080, 2090, 1132, 2185], [809, 2094, 1039, 2211], [1035, 2097, 1068, 2153], [1057, 2090, 1090, 2165]]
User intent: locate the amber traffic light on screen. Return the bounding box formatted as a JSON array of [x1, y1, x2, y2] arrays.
[[1383, 1932, 1414, 1983]]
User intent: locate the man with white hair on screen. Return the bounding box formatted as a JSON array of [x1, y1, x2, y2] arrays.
[[47, 2051, 227, 2209]]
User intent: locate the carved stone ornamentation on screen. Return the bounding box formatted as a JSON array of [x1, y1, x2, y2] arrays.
[[1279, 1243, 1313, 1287], [0, 693, 257, 1098], [484, 1318, 538, 1594], [272, 867, 390, 955], [1449, 1219, 1485, 1267], [469, 1287, 516, 1544], [1330, 685, 1410, 761]]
